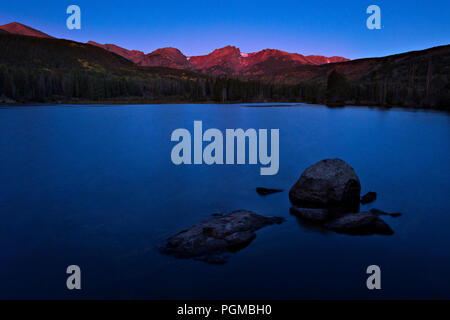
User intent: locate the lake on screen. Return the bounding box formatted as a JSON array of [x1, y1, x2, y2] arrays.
[[0, 103, 449, 299]]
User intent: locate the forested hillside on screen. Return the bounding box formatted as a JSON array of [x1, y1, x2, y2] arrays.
[[272, 45, 450, 109], [0, 32, 448, 109], [0, 33, 306, 103]]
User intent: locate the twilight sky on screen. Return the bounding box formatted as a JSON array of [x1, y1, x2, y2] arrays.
[[0, 0, 449, 59]]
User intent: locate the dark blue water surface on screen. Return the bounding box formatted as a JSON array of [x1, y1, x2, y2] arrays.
[[0, 103, 449, 299]]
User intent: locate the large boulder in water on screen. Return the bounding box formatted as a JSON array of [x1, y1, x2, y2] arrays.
[[289, 158, 361, 211]]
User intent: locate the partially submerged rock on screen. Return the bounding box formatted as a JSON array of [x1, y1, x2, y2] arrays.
[[256, 187, 283, 196], [325, 212, 394, 235], [361, 192, 377, 204], [370, 208, 402, 218], [160, 210, 284, 264], [289, 158, 361, 212], [388, 213, 402, 218], [211, 212, 223, 217], [291, 206, 394, 236], [290, 206, 329, 222]]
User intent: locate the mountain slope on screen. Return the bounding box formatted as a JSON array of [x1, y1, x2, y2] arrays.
[[87, 41, 145, 64], [0, 32, 217, 103], [0, 32, 301, 104], [306, 55, 349, 65], [275, 44, 450, 108], [88, 42, 192, 69], [0, 22, 54, 39], [275, 44, 450, 84]]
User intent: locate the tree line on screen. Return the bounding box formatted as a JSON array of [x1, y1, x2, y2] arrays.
[[0, 63, 448, 109], [0, 64, 324, 103]]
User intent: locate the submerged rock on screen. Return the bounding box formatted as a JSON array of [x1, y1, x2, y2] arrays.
[[361, 192, 377, 204], [324, 212, 394, 235], [290, 206, 329, 222], [256, 187, 283, 196], [211, 212, 223, 217], [389, 213, 402, 218], [289, 158, 361, 212], [160, 210, 284, 264], [370, 208, 402, 218]]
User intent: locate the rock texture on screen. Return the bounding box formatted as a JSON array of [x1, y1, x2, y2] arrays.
[[289, 158, 361, 211], [160, 210, 284, 264]]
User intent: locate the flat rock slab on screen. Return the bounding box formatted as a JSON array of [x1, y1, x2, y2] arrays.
[[325, 212, 394, 235], [160, 210, 284, 264]]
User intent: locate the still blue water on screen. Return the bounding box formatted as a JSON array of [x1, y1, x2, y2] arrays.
[[0, 103, 449, 299]]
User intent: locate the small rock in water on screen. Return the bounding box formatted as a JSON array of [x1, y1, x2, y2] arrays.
[[256, 187, 283, 196], [324, 212, 393, 235], [290, 206, 329, 222], [361, 192, 377, 204], [159, 210, 284, 264]]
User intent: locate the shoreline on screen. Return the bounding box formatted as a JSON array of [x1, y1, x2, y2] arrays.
[[1, 99, 449, 113]]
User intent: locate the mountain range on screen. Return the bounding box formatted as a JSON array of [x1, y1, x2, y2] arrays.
[[88, 42, 349, 77], [0, 21, 448, 109], [0, 22, 348, 77]]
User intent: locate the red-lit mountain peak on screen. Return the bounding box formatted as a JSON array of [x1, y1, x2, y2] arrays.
[[189, 46, 243, 74], [141, 47, 191, 69]]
